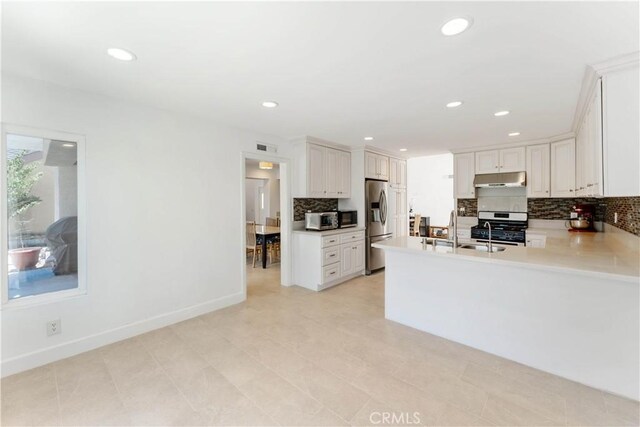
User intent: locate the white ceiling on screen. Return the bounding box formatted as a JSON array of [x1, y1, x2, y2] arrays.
[[2, 2, 638, 156]]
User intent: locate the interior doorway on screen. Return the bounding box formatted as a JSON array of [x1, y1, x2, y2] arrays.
[[243, 158, 283, 295]]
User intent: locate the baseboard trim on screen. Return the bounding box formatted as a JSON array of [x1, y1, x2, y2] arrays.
[[0, 292, 245, 377]]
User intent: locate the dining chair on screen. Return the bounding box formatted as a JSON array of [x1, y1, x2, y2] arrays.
[[246, 221, 264, 268], [412, 214, 422, 236]]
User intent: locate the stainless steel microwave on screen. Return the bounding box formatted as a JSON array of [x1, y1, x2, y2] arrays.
[[337, 210, 358, 228], [305, 212, 338, 230]]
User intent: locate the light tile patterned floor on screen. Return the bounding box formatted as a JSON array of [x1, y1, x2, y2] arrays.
[[2, 263, 639, 426]]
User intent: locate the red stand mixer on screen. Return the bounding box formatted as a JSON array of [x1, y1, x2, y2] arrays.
[[566, 204, 596, 232]]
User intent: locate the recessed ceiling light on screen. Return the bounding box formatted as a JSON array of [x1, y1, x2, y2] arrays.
[[446, 101, 463, 108], [364, 136, 374, 141], [107, 48, 136, 61], [399, 148, 408, 152], [494, 110, 510, 117], [62, 143, 75, 148], [261, 101, 279, 108], [441, 17, 472, 36], [508, 132, 520, 137]]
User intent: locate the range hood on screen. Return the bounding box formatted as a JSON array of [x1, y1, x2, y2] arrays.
[[473, 171, 526, 188]]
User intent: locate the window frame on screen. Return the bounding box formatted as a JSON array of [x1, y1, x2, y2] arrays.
[[1, 124, 87, 309]]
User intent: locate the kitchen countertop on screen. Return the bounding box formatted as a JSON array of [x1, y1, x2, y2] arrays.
[[292, 227, 366, 236], [373, 229, 640, 283]]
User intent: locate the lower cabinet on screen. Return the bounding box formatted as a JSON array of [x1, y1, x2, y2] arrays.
[[526, 232, 547, 248], [293, 230, 365, 291]]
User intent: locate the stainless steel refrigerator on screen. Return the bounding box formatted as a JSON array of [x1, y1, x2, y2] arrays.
[[365, 179, 392, 274]]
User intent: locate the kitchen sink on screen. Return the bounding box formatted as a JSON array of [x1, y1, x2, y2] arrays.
[[459, 243, 506, 253]]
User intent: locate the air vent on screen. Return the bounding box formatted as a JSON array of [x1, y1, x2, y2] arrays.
[[256, 142, 277, 153]]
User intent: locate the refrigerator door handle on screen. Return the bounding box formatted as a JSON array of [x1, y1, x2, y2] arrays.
[[380, 190, 387, 226]]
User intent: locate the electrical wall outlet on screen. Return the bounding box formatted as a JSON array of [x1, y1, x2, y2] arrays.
[[614, 212, 618, 224], [47, 319, 61, 336]]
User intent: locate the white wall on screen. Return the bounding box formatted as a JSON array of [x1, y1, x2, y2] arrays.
[[244, 178, 266, 223], [407, 153, 454, 226], [1, 74, 288, 373]]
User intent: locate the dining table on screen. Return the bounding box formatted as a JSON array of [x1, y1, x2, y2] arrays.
[[255, 225, 281, 269]]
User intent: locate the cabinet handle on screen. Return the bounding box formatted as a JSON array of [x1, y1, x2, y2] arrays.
[[545, 190, 549, 193], [329, 254, 336, 257], [495, 166, 499, 169], [569, 189, 574, 192], [352, 246, 357, 249], [330, 271, 336, 275], [587, 184, 593, 187]]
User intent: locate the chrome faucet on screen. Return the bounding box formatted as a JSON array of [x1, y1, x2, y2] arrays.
[[484, 221, 493, 252], [449, 210, 458, 248]]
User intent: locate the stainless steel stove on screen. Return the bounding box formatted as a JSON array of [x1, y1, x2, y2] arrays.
[[470, 211, 528, 246]]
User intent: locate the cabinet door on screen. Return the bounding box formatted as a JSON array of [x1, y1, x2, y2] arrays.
[[307, 144, 326, 197], [340, 244, 354, 276], [324, 148, 339, 197], [500, 147, 526, 172], [365, 152, 379, 179], [389, 158, 399, 187], [336, 150, 351, 198], [550, 139, 576, 197], [526, 144, 550, 197], [454, 153, 475, 199], [475, 150, 499, 174], [399, 160, 407, 188], [603, 67, 639, 196], [352, 241, 365, 273], [575, 118, 586, 196], [378, 155, 390, 181], [588, 82, 603, 197]]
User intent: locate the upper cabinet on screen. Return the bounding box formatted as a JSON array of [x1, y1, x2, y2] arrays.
[[389, 157, 407, 188], [602, 65, 640, 196], [526, 144, 550, 198], [550, 139, 576, 197], [454, 152, 475, 199], [575, 80, 603, 197], [365, 152, 390, 181], [475, 147, 525, 174], [295, 141, 351, 199]]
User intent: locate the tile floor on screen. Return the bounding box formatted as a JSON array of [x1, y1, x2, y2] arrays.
[[2, 263, 639, 426]]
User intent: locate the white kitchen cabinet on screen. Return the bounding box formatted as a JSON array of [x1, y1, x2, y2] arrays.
[[389, 188, 408, 237], [526, 144, 550, 198], [295, 142, 351, 198], [454, 152, 475, 199], [293, 229, 365, 291], [475, 150, 500, 174], [307, 143, 326, 197], [550, 138, 576, 197], [526, 232, 547, 248], [500, 147, 526, 173], [576, 80, 604, 197], [336, 150, 351, 198], [389, 157, 407, 188], [476, 148, 525, 174], [365, 151, 390, 181], [602, 65, 640, 196]]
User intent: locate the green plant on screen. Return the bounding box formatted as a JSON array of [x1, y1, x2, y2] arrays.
[[7, 151, 43, 219]]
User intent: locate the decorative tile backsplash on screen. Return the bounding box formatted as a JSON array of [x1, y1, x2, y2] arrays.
[[457, 196, 640, 236], [604, 197, 640, 236], [457, 199, 477, 217], [293, 198, 338, 221], [527, 198, 606, 221]]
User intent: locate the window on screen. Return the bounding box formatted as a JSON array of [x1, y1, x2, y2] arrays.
[[3, 129, 84, 303]]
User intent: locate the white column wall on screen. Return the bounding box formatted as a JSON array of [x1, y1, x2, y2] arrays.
[[1, 74, 288, 374]]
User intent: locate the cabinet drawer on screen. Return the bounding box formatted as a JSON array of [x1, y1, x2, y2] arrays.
[[322, 235, 341, 247], [322, 264, 340, 283], [339, 231, 365, 244], [322, 247, 340, 266]]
